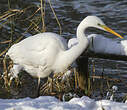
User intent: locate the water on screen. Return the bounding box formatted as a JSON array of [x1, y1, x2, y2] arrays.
[[0, 0, 127, 100]]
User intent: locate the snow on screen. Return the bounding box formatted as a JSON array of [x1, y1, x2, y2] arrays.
[[68, 34, 127, 56], [0, 96, 127, 110], [87, 34, 127, 55]]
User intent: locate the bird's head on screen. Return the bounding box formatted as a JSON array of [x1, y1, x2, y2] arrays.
[[84, 16, 123, 39]]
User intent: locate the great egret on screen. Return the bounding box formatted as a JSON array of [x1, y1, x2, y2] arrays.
[[6, 16, 123, 95]]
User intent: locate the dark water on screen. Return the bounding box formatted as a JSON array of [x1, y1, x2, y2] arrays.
[[0, 0, 127, 100]]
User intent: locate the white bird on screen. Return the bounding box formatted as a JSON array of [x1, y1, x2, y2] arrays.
[[6, 16, 123, 95]]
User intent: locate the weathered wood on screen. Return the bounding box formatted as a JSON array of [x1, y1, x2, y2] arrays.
[[76, 56, 89, 93], [76, 50, 127, 95], [87, 51, 127, 61]]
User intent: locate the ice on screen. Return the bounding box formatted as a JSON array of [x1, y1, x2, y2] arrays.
[[68, 34, 127, 56]]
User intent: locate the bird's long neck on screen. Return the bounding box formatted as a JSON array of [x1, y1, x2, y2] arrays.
[[60, 20, 89, 68], [76, 21, 89, 47]]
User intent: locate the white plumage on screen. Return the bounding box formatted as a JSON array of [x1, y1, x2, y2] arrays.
[[6, 16, 123, 92], [7, 33, 68, 78]]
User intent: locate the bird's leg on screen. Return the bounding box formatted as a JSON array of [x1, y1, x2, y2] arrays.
[[37, 77, 40, 97]]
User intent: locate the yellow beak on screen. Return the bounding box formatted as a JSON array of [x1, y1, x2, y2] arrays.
[[100, 25, 123, 39]]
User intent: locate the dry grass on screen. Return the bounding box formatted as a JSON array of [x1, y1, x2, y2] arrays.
[[0, 0, 84, 99], [0, 0, 62, 88], [39, 68, 87, 100]]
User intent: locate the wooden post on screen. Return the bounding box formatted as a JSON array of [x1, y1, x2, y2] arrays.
[[76, 55, 90, 95]]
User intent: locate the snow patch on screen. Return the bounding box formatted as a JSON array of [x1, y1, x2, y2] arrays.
[[0, 96, 127, 110]]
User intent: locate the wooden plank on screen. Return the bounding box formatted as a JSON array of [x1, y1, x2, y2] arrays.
[[86, 51, 127, 61]]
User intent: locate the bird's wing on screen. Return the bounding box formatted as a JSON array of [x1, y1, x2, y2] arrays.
[[7, 32, 68, 72], [7, 35, 49, 67], [68, 38, 78, 49]]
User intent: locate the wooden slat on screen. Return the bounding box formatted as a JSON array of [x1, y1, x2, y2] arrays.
[[86, 51, 127, 61]]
